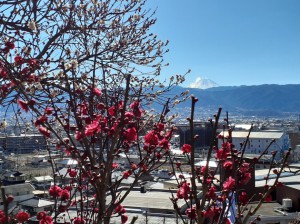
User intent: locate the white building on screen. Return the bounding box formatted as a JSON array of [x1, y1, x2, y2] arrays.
[[32, 175, 53, 190], [218, 131, 290, 160]]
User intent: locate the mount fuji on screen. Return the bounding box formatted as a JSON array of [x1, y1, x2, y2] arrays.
[[189, 77, 219, 89]]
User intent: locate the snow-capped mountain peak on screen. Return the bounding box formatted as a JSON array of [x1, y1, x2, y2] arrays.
[[189, 77, 219, 89]]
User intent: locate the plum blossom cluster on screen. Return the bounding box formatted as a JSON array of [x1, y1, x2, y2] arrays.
[[0, 210, 30, 223], [0, 210, 54, 224], [0, 40, 47, 103], [49, 185, 71, 201], [122, 120, 173, 179], [36, 211, 53, 224], [114, 204, 128, 224]]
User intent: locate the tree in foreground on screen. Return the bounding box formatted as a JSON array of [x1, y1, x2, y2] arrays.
[[170, 97, 290, 224], [0, 0, 188, 223], [0, 0, 289, 224]]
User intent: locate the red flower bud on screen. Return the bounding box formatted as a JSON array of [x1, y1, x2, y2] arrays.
[[6, 195, 14, 203]]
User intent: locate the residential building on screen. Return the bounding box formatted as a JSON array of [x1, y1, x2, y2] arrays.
[[218, 131, 290, 160], [0, 134, 47, 154], [2, 170, 26, 185], [31, 175, 53, 191], [0, 183, 35, 210]]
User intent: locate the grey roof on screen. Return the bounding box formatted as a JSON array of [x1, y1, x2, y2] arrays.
[[220, 131, 284, 139], [18, 197, 54, 208], [249, 202, 298, 219], [120, 190, 174, 211], [253, 166, 300, 190], [4, 171, 26, 178], [1, 183, 35, 195], [57, 208, 188, 224]]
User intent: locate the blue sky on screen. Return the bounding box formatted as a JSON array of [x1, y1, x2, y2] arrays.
[[145, 0, 300, 87]]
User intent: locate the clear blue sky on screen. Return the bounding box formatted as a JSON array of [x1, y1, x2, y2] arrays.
[[145, 0, 300, 87]]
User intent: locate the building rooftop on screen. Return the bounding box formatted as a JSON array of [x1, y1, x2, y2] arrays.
[[249, 202, 298, 222], [256, 174, 300, 189], [121, 190, 175, 212], [220, 131, 284, 139], [234, 124, 252, 130], [32, 175, 53, 182], [3, 171, 25, 178], [1, 183, 35, 195], [18, 197, 54, 208], [55, 159, 78, 166]]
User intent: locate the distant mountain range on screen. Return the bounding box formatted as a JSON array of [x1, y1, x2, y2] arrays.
[[1, 84, 300, 119], [166, 84, 300, 116]]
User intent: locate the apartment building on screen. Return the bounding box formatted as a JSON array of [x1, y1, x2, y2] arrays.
[[0, 134, 47, 154], [218, 131, 290, 160]]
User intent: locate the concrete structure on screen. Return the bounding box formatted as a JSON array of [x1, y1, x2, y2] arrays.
[[218, 131, 290, 160], [176, 122, 213, 153], [250, 202, 298, 224], [0, 134, 47, 154]]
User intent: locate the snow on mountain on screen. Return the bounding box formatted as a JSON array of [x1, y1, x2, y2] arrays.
[[189, 77, 219, 89]]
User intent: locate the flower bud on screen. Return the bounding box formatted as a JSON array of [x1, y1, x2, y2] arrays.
[[6, 195, 14, 203]]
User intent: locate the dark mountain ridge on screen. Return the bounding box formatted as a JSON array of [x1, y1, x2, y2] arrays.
[[168, 84, 300, 115], [1, 84, 300, 118]]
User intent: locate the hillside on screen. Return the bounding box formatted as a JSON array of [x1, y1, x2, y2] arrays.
[[1, 84, 300, 118], [165, 84, 300, 116]]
